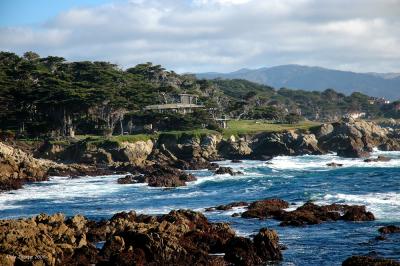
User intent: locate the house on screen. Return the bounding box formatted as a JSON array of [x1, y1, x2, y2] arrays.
[[368, 97, 390, 105], [144, 93, 204, 114]]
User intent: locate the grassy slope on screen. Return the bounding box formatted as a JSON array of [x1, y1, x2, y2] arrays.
[[223, 120, 321, 137], [79, 120, 320, 144], [15, 121, 320, 147]]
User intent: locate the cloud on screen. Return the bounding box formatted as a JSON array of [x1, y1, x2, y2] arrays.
[[0, 0, 399, 73]]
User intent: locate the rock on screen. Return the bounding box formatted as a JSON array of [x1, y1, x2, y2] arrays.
[[251, 131, 322, 159], [278, 203, 374, 226], [224, 237, 262, 265], [241, 199, 289, 219], [117, 140, 154, 166], [253, 228, 282, 261], [0, 213, 94, 265], [117, 174, 139, 184], [315, 123, 334, 138], [378, 225, 400, 234], [214, 167, 243, 176], [224, 228, 283, 265], [341, 206, 375, 221], [218, 138, 253, 159], [364, 156, 392, 163], [342, 256, 400, 266], [0, 141, 49, 191], [231, 159, 243, 163], [337, 146, 371, 158], [327, 162, 344, 167], [175, 158, 219, 170], [318, 119, 399, 158], [206, 201, 249, 212], [135, 164, 196, 187]]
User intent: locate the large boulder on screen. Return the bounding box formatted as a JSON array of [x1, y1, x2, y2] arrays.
[[110, 140, 154, 166], [134, 164, 196, 187], [378, 225, 400, 235], [251, 131, 322, 158], [214, 166, 243, 176], [278, 202, 374, 226], [224, 228, 282, 264], [218, 136, 253, 159], [241, 198, 289, 219], [156, 133, 222, 162]]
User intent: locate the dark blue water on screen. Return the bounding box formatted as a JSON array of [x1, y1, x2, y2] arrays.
[[1, 151, 399, 265]]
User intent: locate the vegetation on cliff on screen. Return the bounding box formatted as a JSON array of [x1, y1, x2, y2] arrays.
[[1, 51, 399, 140]]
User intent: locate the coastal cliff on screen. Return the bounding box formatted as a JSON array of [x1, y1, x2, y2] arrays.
[[1, 118, 400, 191]]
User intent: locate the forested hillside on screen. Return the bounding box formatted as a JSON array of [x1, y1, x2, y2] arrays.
[[0, 52, 399, 138]]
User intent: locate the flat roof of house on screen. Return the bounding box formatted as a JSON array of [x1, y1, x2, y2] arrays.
[[144, 103, 205, 110]]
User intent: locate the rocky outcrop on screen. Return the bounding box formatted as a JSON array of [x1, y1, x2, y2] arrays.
[[117, 174, 139, 184], [241, 199, 289, 219], [364, 156, 391, 163], [205, 201, 249, 212], [0, 142, 114, 191], [38, 139, 154, 167], [210, 198, 375, 226], [317, 118, 400, 158], [0, 142, 50, 190], [251, 131, 322, 158], [157, 133, 222, 162], [214, 166, 243, 176], [0, 210, 284, 265], [379, 225, 400, 235], [218, 135, 253, 159], [327, 162, 343, 167], [277, 203, 375, 226], [133, 164, 196, 187], [224, 228, 282, 265], [342, 256, 400, 266], [0, 213, 94, 266]]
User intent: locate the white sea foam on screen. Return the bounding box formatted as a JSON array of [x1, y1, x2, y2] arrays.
[[0, 175, 125, 211], [268, 151, 400, 171], [150, 190, 217, 200], [317, 192, 400, 221]]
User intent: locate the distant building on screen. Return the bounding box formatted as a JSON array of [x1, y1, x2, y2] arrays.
[[144, 93, 204, 114], [368, 97, 390, 105]]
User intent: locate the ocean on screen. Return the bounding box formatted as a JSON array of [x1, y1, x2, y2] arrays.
[[1, 150, 399, 265]]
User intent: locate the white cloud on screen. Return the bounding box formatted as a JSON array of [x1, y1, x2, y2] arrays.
[[0, 0, 399, 73]]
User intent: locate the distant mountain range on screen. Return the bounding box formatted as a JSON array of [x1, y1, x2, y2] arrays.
[[196, 65, 400, 100]]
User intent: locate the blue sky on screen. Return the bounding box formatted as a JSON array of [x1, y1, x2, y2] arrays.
[[0, 0, 111, 26], [0, 0, 399, 73]]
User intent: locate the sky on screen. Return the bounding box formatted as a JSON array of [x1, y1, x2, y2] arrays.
[[0, 0, 399, 73]]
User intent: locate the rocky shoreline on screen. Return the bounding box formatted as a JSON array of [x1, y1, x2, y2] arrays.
[[0, 210, 283, 266], [1, 118, 400, 265], [2, 118, 400, 191]]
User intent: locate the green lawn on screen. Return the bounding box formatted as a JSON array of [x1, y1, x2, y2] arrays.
[[70, 120, 322, 144], [222, 120, 321, 137]]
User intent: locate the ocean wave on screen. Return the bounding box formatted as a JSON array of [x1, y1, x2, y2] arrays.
[[267, 151, 400, 171], [317, 192, 400, 221]]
